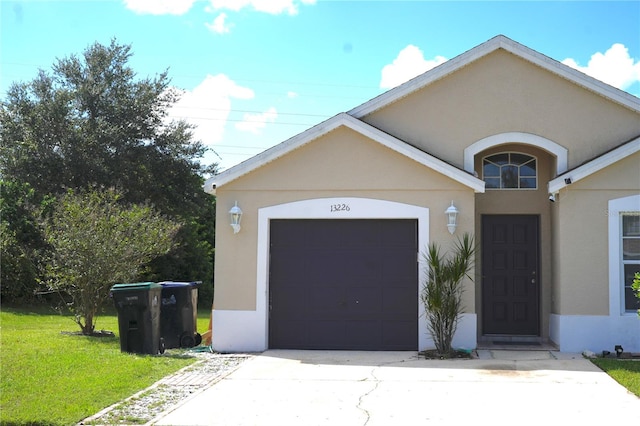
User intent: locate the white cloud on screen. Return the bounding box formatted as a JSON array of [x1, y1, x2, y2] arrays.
[[235, 107, 278, 134], [287, 91, 298, 99], [380, 45, 447, 89], [205, 13, 232, 34], [167, 74, 254, 146], [124, 0, 316, 17], [208, 0, 316, 15], [562, 43, 640, 91], [123, 0, 196, 15]]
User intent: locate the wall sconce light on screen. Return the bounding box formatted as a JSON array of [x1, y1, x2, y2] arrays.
[[229, 201, 243, 234], [445, 201, 459, 235]]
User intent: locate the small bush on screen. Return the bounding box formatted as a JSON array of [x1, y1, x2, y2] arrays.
[[632, 272, 640, 316], [421, 233, 475, 356]]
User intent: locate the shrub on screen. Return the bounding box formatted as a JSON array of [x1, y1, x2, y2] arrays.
[[421, 233, 475, 356], [42, 189, 180, 334], [632, 272, 640, 316]]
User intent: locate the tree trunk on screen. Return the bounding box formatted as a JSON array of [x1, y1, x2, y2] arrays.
[[82, 311, 95, 335]]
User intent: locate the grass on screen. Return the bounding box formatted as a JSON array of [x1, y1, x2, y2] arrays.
[[591, 358, 640, 397], [0, 305, 212, 426]]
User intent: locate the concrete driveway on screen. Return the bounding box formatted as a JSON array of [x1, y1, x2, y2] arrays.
[[154, 349, 640, 426]]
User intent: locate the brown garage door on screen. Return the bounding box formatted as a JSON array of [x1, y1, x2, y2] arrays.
[[269, 219, 418, 350]]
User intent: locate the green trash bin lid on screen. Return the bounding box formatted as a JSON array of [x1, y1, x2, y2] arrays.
[[110, 282, 161, 292]]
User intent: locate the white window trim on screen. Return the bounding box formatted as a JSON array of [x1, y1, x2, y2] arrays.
[[464, 132, 568, 176], [482, 151, 538, 190], [608, 194, 640, 316]]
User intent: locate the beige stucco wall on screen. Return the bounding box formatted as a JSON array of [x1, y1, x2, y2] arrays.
[[472, 143, 555, 338], [362, 49, 640, 172], [211, 45, 640, 347], [552, 151, 640, 315], [214, 126, 476, 311]]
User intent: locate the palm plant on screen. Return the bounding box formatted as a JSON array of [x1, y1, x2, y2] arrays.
[[632, 272, 640, 316], [421, 233, 475, 356]]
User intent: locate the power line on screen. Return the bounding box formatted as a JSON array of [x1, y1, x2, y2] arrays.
[[0, 61, 380, 91], [169, 106, 330, 118], [170, 115, 318, 126]]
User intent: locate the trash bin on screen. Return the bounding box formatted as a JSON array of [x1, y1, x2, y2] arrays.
[[110, 282, 164, 355], [158, 281, 202, 349]]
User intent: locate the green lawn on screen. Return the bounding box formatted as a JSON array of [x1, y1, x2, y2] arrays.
[[0, 306, 212, 425], [591, 358, 640, 397]]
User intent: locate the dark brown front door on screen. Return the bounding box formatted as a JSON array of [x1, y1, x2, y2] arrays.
[[269, 219, 418, 350], [482, 215, 539, 336]]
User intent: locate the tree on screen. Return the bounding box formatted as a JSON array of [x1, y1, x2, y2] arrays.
[[0, 180, 51, 303], [0, 39, 217, 304], [420, 233, 475, 356], [0, 39, 211, 213], [42, 189, 179, 335]]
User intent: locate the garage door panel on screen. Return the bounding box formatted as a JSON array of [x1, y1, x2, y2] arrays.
[[309, 287, 345, 316], [380, 221, 418, 247], [308, 321, 348, 348], [383, 248, 418, 278], [308, 221, 342, 247], [270, 250, 309, 282], [270, 321, 306, 349], [340, 221, 381, 247], [271, 220, 309, 247], [346, 287, 382, 315], [382, 286, 415, 315], [383, 320, 417, 349], [306, 249, 350, 282], [347, 321, 382, 348], [270, 287, 307, 319], [344, 249, 383, 279], [269, 219, 418, 350]]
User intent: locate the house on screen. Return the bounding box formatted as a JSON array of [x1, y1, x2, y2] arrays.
[[204, 35, 640, 353]]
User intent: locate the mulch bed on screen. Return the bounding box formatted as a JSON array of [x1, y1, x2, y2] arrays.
[[60, 330, 115, 338], [420, 349, 474, 359]]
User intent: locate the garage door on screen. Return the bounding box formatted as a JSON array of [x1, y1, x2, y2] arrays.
[[269, 219, 418, 350]]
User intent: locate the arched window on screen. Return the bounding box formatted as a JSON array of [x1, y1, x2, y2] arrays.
[[482, 152, 537, 189]]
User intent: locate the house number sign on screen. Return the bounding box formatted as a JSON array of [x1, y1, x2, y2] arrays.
[[330, 203, 351, 212]]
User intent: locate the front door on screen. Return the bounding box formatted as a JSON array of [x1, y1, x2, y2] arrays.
[[482, 215, 539, 335]]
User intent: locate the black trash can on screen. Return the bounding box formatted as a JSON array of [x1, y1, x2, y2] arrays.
[[158, 281, 202, 349], [110, 282, 164, 355]]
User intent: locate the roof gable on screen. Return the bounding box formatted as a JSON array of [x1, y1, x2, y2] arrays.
[[548, 135, 640, 194], [349, 35, 640, 118], [205, 35, 640, 195], [204, 113, 484, 194]]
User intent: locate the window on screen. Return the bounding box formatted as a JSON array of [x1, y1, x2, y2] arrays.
[[622, 214, 640, 312], [482, 153, 537, 189]]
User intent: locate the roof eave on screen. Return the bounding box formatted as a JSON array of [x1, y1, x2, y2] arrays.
[[548, 136, 640, 194], [205, 113, 485, 194]]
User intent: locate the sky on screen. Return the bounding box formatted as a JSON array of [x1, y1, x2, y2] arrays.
[[2, 1, 639, 172]]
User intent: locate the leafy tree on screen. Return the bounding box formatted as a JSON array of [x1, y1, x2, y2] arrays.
[[421, 233, 475, 356], [42, 189, 179, 335], [0, 180, 51, 303], [0, 39, 217, 304], [147, 196, 216, 308]]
